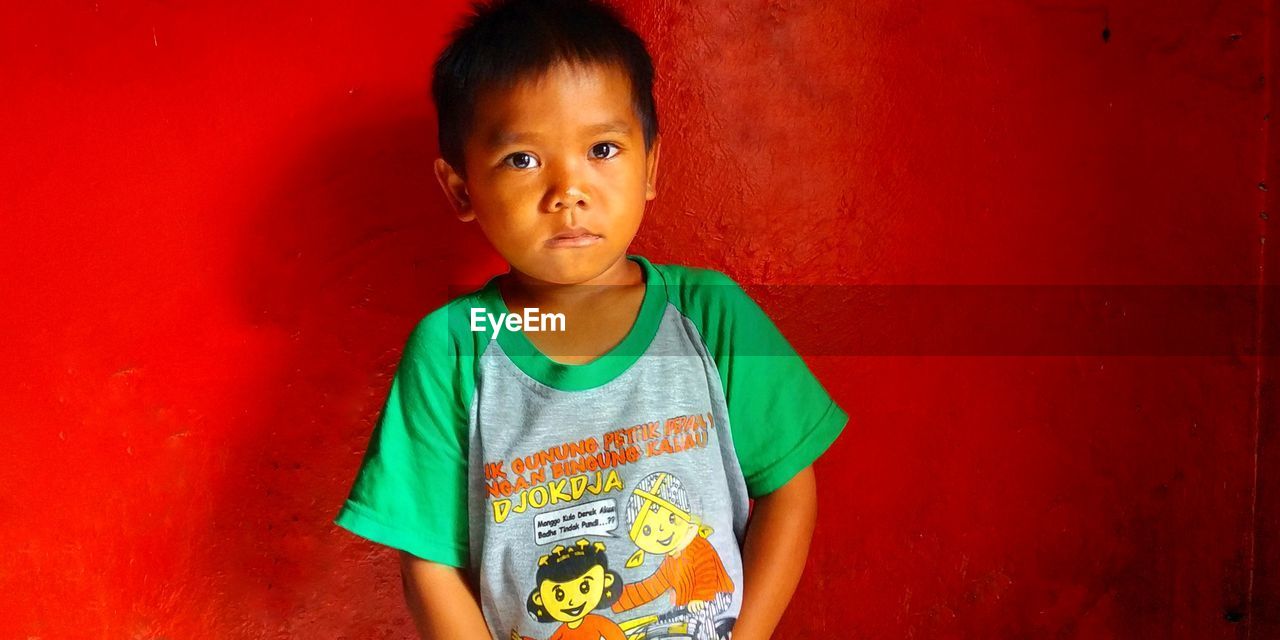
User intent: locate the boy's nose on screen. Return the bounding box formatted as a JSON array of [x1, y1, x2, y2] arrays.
[[542, 159, 590, 212]]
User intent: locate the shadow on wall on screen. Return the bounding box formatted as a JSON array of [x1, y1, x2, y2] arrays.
[[200, 109, 502, 635]]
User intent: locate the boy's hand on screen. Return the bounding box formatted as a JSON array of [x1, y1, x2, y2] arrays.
[[731, 465, 818, 640], [399, 551, 493, 640]]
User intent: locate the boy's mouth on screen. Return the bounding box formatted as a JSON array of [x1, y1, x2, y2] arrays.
[[658, 532, 675, 546], [546, 226, 603, 248]]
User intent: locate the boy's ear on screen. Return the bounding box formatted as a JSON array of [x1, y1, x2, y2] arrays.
[[434, 157, 475, 222], [644, 136, 661, 201]]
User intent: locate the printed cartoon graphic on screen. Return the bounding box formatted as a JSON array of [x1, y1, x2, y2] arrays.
[[513, 538, 627, 640], [612, 473, 736, 640]]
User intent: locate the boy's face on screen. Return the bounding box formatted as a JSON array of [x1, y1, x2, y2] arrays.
[[435, 61, 660, 286]]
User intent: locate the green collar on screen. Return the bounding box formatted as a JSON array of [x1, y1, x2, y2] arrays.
[[476, 254, 667, 391]]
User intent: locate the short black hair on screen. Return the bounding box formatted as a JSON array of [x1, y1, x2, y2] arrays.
[[525, 539, 622, 623], [431, 0, 659, 173]]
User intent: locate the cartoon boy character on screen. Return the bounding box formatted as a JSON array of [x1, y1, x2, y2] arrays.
[[612, 472, 734, 630], [513, 538, 626, 640]]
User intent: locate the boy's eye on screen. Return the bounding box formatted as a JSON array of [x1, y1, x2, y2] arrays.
[[668, 512, 676, 524], [554, 586, 565, 601], [503, 152, 540, 169], [579, 579, 591, 594], [590, 142, 620, 160], [642, 525, 652, 536]]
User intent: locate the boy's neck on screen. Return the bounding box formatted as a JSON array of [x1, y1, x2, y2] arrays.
[[496, 255, 648, 365], [499, 254, 643, 312]]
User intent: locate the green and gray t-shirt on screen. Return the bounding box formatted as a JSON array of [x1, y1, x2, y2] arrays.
[[335, 254, 847, 640]]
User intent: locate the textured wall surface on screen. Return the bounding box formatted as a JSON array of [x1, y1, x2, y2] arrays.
[[1, 0, 1274, 638]]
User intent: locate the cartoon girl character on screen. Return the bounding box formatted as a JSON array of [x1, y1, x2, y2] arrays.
[[612, 472, 734, 638], [512, 538, 626, 640]]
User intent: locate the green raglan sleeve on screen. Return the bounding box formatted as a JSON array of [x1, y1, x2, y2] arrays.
[[669, 266, 848, 497], [333, 307, 474, 568]]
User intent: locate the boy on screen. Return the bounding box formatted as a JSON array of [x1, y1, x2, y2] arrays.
[[334, 1, 847, 638]]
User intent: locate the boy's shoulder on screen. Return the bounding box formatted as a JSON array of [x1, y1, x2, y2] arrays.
[[403, 285, 493, 360], [644, 257, 759, 319], [646, 257, 799, 359], [646, 258, 738, 288]]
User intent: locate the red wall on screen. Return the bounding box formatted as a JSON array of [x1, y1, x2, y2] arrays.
[[2, 1, 1274, 637]]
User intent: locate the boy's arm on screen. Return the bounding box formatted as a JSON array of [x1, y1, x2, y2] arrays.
[[732, 465, 818, 640], [399, 552, 493, 640]]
